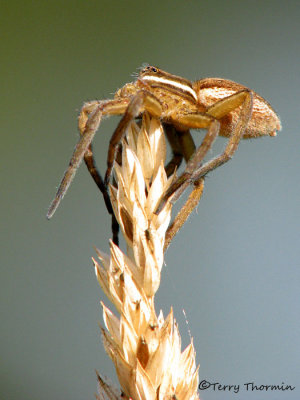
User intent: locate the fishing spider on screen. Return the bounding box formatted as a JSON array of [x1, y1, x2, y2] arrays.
[[47, 66, 281, 247]]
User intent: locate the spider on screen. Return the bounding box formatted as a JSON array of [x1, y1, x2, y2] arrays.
[[47, 65, 281, 246]]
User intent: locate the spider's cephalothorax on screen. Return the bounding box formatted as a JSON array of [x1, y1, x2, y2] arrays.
[[47, 66, 281, 245]]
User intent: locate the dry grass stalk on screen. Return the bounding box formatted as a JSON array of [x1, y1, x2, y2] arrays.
[[93, 113, 199, 400]]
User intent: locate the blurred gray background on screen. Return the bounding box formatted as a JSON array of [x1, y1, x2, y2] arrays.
[[1, 1, 299, 399]]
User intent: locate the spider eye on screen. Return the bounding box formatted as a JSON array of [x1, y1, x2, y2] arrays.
[[140, 65, 158, 75]]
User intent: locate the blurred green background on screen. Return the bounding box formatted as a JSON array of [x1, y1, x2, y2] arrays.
[[1, 1, 299, 399]]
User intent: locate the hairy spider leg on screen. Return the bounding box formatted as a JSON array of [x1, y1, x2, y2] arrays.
[[162, 119, 220, 249], [164, 178, 205, 251], [47, 99, 129, 220], [163, 124, 184, 177], [163, 124, 196, 177], [156, 116, 220, 214], [157, 89, 253, 215], [77, 102, 122, 244], [191, 90, 253, 182]]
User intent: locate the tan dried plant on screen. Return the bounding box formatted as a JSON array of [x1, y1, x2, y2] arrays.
[[93, 113, 199, 400]]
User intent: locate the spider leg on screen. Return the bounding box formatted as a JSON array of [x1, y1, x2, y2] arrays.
[[163, 124, 196, 177], [157, 89, 253, 214], [104, 90, 163, 186], [163, 125, 205, 249], [82, 143, 119, 245], [177, 129, 196, 161], [190, 89, 253, 182], [164, 178, 204, 251], [160, 117, 219, 247], [83, 143, 111, 212], [157, 116, 220, 214], [77, 102, 113, 214], [47, 98, 129, 220], [163, 124, 184, 177], [78, 102, 120, 244], [163, 124, 209, 249]]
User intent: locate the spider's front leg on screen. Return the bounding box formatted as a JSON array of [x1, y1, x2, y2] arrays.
[[104, 90, 163, 186], [77, 101, 112, 214], [47, 98, 129, 220], [78, 101, 126, 245]]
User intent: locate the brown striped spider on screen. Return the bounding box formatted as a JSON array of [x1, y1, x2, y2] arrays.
[[47, 66, 281, 246]]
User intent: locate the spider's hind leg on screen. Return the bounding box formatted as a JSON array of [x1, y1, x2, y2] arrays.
[[189, 90, 253, 183], [158, 89, 253, 216]]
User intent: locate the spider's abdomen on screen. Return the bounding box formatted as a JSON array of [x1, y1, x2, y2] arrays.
[[194, 78, 281, 138]]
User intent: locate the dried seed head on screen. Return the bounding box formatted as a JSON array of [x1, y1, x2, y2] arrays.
[[95, 114, 199, 400]]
